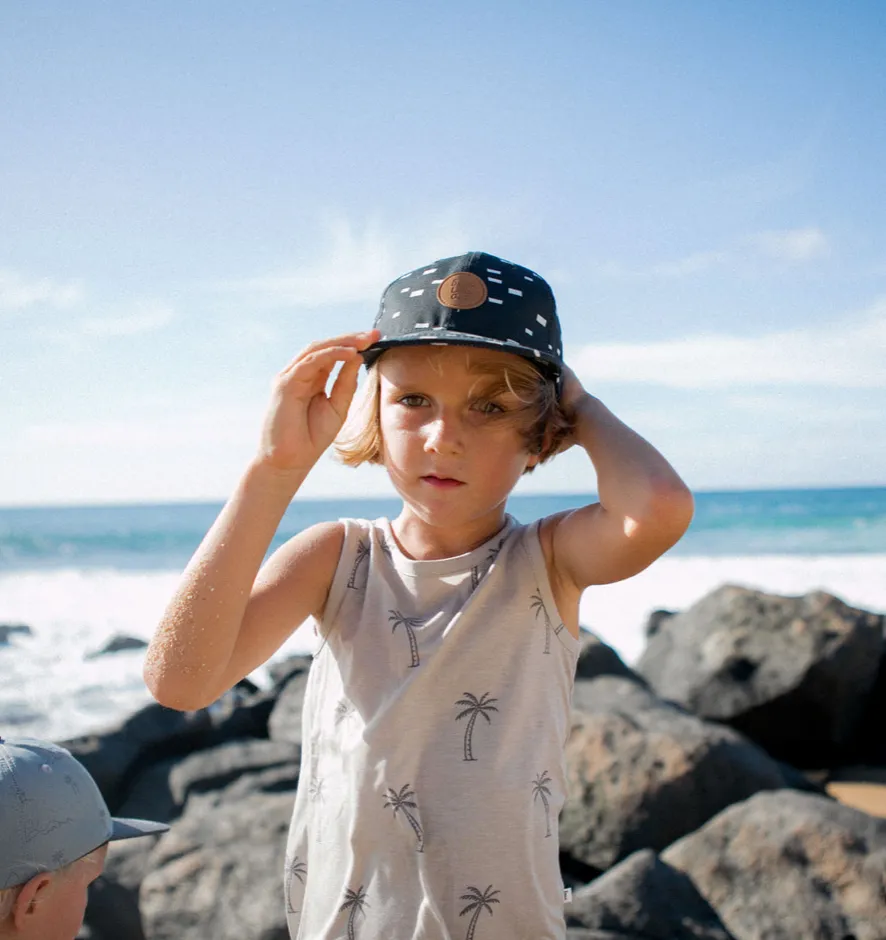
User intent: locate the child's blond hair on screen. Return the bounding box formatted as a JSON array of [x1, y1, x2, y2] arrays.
[[335, 351, 574, 473]]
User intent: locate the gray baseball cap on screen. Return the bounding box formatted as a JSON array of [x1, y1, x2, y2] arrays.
[[0, 736, 169, 889]]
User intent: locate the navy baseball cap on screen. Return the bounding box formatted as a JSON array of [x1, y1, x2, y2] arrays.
[[0, 736, 169, 889], [363, 251, 564, 391]]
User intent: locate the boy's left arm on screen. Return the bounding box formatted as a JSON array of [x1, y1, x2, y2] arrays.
[[542, 367, 695, 599]]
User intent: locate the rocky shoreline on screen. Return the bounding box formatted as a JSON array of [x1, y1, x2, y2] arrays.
[[57, 584, 886, 940]]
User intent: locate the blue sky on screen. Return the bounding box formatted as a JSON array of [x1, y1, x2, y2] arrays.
[[2, 1, 885, 505]]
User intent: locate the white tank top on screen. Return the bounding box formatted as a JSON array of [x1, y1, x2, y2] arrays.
[[284, 515, 578, 939]]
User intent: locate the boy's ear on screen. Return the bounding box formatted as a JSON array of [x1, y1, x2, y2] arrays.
[[12, 873, 52, 928]]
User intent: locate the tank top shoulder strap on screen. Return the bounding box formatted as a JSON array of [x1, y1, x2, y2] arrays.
[[321, 517, 389, 628]]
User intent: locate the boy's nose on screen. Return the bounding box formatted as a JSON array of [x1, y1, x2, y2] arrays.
[[423, 415, 463, 455]]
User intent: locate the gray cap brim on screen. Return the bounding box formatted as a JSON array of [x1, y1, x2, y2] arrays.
[[110, 817, 170, 841]]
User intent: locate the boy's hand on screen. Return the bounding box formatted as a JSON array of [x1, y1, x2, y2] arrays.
[[556, 364, 594, 454], [257, 330, 380, 475], [560, 364, 591, 411]]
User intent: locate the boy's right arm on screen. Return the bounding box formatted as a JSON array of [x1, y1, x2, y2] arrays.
[[143, 330, 379, 711]]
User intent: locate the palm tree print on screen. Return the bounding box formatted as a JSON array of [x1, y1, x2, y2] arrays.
[[389, 609, 423, 667], [339, 885, 368, 940], [383, 783, 424, 852], [470, 538, 506, 590], [459, 885, 500, 940], [308, 744, 323, 803], [284, 854, 307, 913], [347, 539, 371, 589], [308, 777, 324, 802], [530, 590, 552, 654], [455, 692, 499, 761], [334, 698, 355, 725], [532, 771, 553, 838], [487, 538, 504, 565]]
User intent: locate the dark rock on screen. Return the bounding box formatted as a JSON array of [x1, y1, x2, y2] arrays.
[[85, 634, 148, 659], [561, 677, 793, 871], [107, 737, 299, 935], [82, 831, 164, 940], [104, 835, 160, 892], [844, 647, 886, 765], [116, 736, 300, 828], [662, 789, 886, 940], [168, 738, 299, 807], [636, 585, 884, 767], [644, 609, 675, 639], [62, 704, 214, 811], [572, 675, 665, 715], [266, 654, 312, 691], [207, 681, 277, 742], [0, 623, 32, 645], [63, 675, 286, 812], [140, 784, 295, 940], [268, 669, 311, 746], [114, 756, 180, 825], [83, 874, 146, 940], [565, 932, 647, 939], [575, 632, 647, 685], [567, 848, 737, 939]]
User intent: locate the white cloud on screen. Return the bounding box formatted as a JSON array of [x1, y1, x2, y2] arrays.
[[570, 298, 886, 389], [23, 406, 259, 449], [746, 227, 829, 263], [214, 211, 473, 308], [77, 302, 174, 337], [12, 405, 397, 504], [0, 269, 84, 311], [595, 227, 830, 280], [649, 249, 731, 278]]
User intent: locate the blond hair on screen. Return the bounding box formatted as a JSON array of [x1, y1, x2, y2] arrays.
[[334, 350, 574, 473]]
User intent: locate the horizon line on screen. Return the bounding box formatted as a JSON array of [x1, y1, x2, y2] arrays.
[[1, 482, 885, 513]]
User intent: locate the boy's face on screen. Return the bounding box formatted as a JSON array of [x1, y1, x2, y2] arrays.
[[377, 345, 538, 530]]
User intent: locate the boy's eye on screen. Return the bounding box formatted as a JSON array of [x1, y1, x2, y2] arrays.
[[398, 394, 428, 407], [473, 399, 505, 415]]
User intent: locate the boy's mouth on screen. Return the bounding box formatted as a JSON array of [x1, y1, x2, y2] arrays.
[[421, 475, 465, 489]]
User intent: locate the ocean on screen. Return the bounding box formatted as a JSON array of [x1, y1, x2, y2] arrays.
[[1, 488, 885, 742]]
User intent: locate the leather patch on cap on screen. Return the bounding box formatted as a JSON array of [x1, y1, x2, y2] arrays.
[[436, 272, 488, 310]]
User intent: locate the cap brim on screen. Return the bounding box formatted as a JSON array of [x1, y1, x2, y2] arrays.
[[362, 330, 560, 377], [110, 817, 170, 841]]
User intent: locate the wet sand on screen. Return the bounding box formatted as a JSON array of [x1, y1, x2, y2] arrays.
[[826, 767, 886, 819]]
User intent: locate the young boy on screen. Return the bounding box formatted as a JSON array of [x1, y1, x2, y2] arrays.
[[145, 251, 693, 938], [0, 736, 168, 940]]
